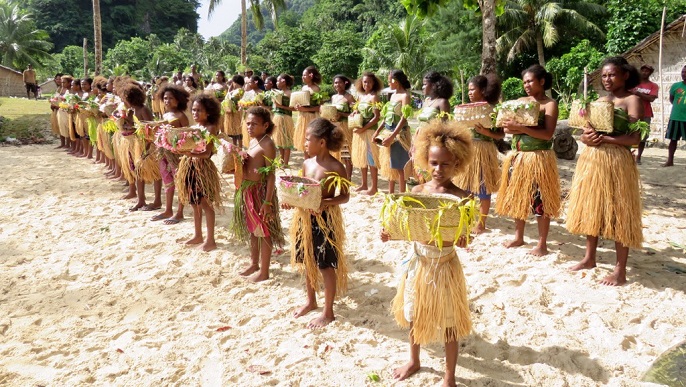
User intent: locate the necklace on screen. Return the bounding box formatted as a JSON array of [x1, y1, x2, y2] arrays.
[[250, 133, 269, 150]]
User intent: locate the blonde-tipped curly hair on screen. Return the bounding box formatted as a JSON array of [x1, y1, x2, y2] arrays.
[[413, 120, 473, 174]]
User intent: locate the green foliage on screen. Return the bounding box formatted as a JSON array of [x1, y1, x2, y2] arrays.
[[53, 45, 94, 77], [255, 26, 318, 82], [103, 37, 154, 78], [312, 27, 364, 81], [0, 3, 52, 69], [501, 77, 525, 100], [546, 39, 604, 96]]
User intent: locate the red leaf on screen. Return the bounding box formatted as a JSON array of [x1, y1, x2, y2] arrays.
[[216, 326, 232, 332], [116, 348, 124, 353]]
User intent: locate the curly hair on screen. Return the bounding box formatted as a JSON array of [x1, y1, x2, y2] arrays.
[[304, 66, 322, 84], [246, 106, 275, 135], [600, 56, 641, 90], [413, 120, 473, 174], [278, 73, 294, 88], [469, 74, 502, 104], [265, 76, 278, 90], [522, 64, 553, 90], [390, 69, 411, 90], [92, 76, 108, 92], [307, 118, 345, 152], [231, 74, 245, 87], [157, 85, 190, 111], [120, 82, 147, 107], [333, 74, 352, 91], [354, 72, 383, 94], [192, 93, 222, 125], [424, 71, 453, 99]]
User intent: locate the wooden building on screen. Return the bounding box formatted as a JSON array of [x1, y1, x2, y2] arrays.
[[0, 65, 28, 97]]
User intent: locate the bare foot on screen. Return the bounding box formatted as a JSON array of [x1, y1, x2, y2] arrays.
[[569, 259, 596, 271], [662, 162, 674, 167], [293, 302, 317, 318], [503, 239, 525, 248], [442, 375, 457, 387], [184, 236, 203, 245], [247, 271, 269, 283], [363, 188, 378, 196], [129, 202, 146, 211], [201, 241, 217, 252], [529, 245, 548, 256], [600, 269, 626, 286], [355, 185, 368, 192], [474, 225, 487, 235], [121, 193, 136, 200], [239, 264, 259, 277], [307, 313, 334, 328], [393, 360, 421, 381]]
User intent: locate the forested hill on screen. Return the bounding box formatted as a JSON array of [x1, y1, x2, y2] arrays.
[[23, 0, 201, 52]]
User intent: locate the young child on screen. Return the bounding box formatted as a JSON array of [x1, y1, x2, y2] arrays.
[[567, 57, 645, 286], [382, 120, 474, 387], [233, 107, 285, 282], [284, 118, 350, 328], [176, 94, 223, 252], [152, 85, 190, 225]]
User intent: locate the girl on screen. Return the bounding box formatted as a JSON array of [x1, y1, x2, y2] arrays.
[[272, 74, 296, 166], [183, 76, 198, 95], [264, 76, 277, 91], [233, 107, 285, 282], [285, 118, 350, 328], [68, 78, 84, 157], [239, 75, 265, 148], [80, 78, 96, 160], [567, 57, 645, 286], [293, 66, 323, 155], [351, 72, 382, 195], [56, 76, 73, 152], [152, 85, 190, 225], [176, 94, 223, 252], [453, 74, 504, 233], [330, 74, 356, 179], [92, 76, 108, 165], [223, 75, 245, 146], [495, 64, 560, 256], [375, 70, 413, 194], [382, 120, 474, 387]]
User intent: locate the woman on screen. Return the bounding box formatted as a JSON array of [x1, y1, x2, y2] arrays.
[[330, 74, 356, 179], [272, 74, 296, 166], [495, 64, 560, 256], [351, 72, 382, 195], [222, 75, 245, 146], [567, 57, 645, 286], [293, 66, 323, 156]]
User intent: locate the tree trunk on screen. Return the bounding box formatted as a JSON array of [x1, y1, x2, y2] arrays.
[[479, 0, 497, 75], [241, 0, 247, 67], [83, 38, 88, 77], [93, 0, 102, 75], [536, 31, 546, 66]]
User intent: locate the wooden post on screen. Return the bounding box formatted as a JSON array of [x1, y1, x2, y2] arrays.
[[658, 7, 666, 142], [83, 38, 88, 77]]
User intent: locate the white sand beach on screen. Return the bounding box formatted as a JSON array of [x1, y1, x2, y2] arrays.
[[0, 144, 685, 386]]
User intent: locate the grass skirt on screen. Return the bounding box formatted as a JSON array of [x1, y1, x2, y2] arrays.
[[114, 133, 140, 184], [223, 111, 242, 136], [294, 111, 319, 152], [241, 112, 250, 148], [134, 142, 161, 183], [565, 144, 643, 248], [175, 156, 222, 209], [391, 243, 471, 345], [495, 150, 560, 220], [334, 121, 352, 161], [75, 112, 88, 137], [290, 206, 348, 296], [272, 113, 295, 149], [232, 179, 285, 247], [68, 113, 77, 141], [453, 140, 500, 194], [351, 129, 379, 169], [97, 123, 115, 160], [378, 128, 412, 180], [57, 110, 70, 138], [50, 110, 59, 136]]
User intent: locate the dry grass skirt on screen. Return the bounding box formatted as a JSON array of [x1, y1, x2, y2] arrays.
[[50, 110, 59, 136], [351, 129, 379, 169], [57, 110, 70, 138], [175, 156, 222, 209], [272, 113, 295, 149], [495, 149, 560, 220], [134, 142, 161, 183], [294, 111, 318, 152], [565, 144, 643, 248], [113, 133, 140, 184], [223, 111, 242, 136], [290, 206, 348, 297], [391, 244, 471, 345], [453, 140, 501, 194], [378, 129, 411, 181]]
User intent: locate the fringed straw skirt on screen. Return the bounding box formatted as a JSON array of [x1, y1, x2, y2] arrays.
[[453, 139, 501, 195], [175, 156, 222, 209], [565, 144, 643, 248], [50, 110, 59, 136], [294, 111, 319, 152], [391, 243, 471, 345], [114, 133, 140, 184], [352, 129, 379, 169], [272, 113, 295, 150], [378, 127, 411, 181], [232, 180, 285, 246], [57, 110, 70, 138], [495, 149, 560, 220], [134, 142, 161, 183], [224, 111, 242, 137], [290, 206, 348, 296]]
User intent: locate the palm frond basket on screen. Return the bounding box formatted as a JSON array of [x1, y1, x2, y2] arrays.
[[136, 121, 165, 142], [453, 102, 494, 130], [380, 193, 479, 248], [278, 176, 322, 211], [494, 100, 540, 127], [374, 130, 396, 146], [348, 114, 364, 129], [154, 126, 210, 153], [568, 100, 614, 133], [289, 91, 311, 107], [320, 105, 339, 121]]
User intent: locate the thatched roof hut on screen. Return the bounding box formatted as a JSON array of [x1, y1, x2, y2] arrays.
[[588, 15, 686, 139], [0, 65, 27, 97], [39, 79, 58, 96]]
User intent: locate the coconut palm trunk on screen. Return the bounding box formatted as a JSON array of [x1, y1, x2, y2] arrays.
[[479, 0, 497, 75], [241, 0, 247, 66], [93, 0, 102, 75]]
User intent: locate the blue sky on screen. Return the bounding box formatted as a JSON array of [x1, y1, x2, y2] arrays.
[[197, 0, 243, 39]]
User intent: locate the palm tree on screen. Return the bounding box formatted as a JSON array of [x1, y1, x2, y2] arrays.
[[479, 0, 498, 75], [497, 0, 605, 66], [0, 4, 52, 69], [208, 0, 285, 66], [93, 0, 102, 75]]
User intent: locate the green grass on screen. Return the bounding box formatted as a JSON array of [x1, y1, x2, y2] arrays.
[[0, 97, 53, 144]]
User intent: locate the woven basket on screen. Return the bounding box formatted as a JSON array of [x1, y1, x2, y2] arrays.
[[289, 91, 311, 107], [568, 100, 614, 133], [381, 193, 476, 244], [495, 100, 540, 127], [453, 102, 494, 130], [348, 113, 364, 129], [217, 138, 241, 174], [320, 105, 339, 121], [136, 121, 165, 142], [374, 130, 396, 146], [278, 175, 322, 211], [154, 127, 207, 153]]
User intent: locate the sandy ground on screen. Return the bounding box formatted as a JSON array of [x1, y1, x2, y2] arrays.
[[0, 143, 685, 387]]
